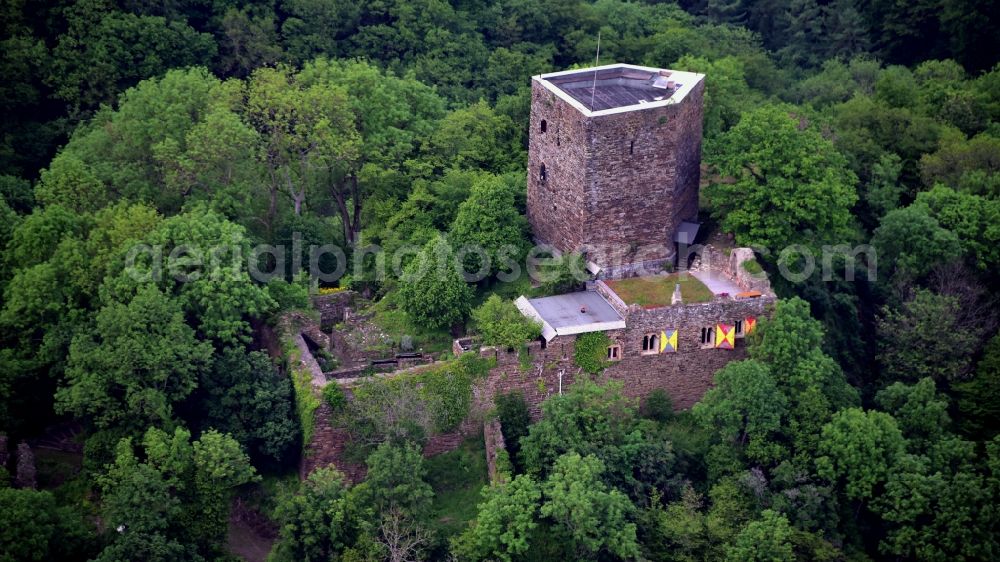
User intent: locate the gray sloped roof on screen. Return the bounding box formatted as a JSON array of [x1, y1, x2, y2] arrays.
[[515, 291, 625, 342]]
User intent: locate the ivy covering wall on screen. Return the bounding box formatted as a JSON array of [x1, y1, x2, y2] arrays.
[[279, 322, 322, 448], [574, 332, 612, 374]]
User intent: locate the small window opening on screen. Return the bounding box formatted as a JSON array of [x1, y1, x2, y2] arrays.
[[539, 163, 547, 184], [735, 320, 744, 338], [630, 140, 635, 154], [641, 333, 659, 354], [700, 326, 715, 347], [540, 119, 547, 133], [607, 345, 622, 361]]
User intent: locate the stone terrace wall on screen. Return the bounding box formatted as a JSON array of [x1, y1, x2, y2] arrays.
[[699, 245, 774, 295]]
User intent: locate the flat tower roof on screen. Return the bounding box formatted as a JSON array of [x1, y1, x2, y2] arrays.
[[534, 63, 704, 117], [515, 292, 625, 342]]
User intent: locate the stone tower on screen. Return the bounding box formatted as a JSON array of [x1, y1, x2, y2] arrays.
[[526, 64, 705, 277]]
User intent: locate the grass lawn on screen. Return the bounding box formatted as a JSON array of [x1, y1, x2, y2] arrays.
[[425, 436, 488, 538], [605, 273, 713, 308], [366, 296, 455, 355], [475, 273, 536, 305]]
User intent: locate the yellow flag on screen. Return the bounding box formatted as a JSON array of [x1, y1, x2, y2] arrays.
[[660, 329, 677, 352]]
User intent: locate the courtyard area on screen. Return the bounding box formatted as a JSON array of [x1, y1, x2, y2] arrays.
[[604, 273, 715, 308]]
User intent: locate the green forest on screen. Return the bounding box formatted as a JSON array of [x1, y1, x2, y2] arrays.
[[1, 0, 1000, 560]]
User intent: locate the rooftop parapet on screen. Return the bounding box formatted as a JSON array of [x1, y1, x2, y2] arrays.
[[534, 63, 705, 116]]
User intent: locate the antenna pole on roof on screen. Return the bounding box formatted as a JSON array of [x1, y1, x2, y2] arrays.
[[590, 31, 601, 111]]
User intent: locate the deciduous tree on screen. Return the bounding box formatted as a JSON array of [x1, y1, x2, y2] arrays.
[[192, 348, 300, 466], [56, 286, 212, 430], [97, 427, 257, 559], [875, 377, 950, 448], [955, 333, 1000, 437], [724, 509, 795, 562], [706, 105, 858, 254], [693, 360, 788, 464], [452, 474, 541, 562], [449, 175, 530, 278], [270, 467, 365, 562], [876, 289, 979, 383], [397, 235, 473, 330], [0, 488, 95, 562], [815, 408, 905, 501], [245, 66, 360, 224], [540, 452, 639, 560]]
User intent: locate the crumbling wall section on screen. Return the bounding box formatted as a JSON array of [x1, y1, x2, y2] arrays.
[[299, 402, 366, 483], [311, 291, 357, 326], [484, 418, 508, 483]]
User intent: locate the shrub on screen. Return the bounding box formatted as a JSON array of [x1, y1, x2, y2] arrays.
[[398, 235, 473, 330], [418, 361, 475, 433], [741, 259, 764, 275], [267, 277, 310, 312], [539, 252, 588, 295], [518, 344, 532, 372], [642, 389, 674, 423], [495, 392, 531, 472], [345, 353, 495, 443], [472, 295, 542, 350], [322, 384, 347, 413]]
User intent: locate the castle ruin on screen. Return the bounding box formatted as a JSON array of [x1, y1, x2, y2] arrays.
[[297, 64, 776, 481]]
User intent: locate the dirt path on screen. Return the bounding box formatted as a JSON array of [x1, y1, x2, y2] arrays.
[[227, 498, 277, 562], [227, 518, 274, 562]]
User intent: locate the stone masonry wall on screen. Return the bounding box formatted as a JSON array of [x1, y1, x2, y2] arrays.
[[423, 293, 775, 454], [527, 79, 590, 256], [527, 77, 705, 276], [484, 418, 507, 483], [311, 291, 357, 326], [586, 81, 705, 275]]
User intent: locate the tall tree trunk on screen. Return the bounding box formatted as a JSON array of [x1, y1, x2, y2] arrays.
[[265, 167, 279, 240], [332, 173, 360, 246], [350, 174, 362, 241], [285, 169, 303, 216]]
